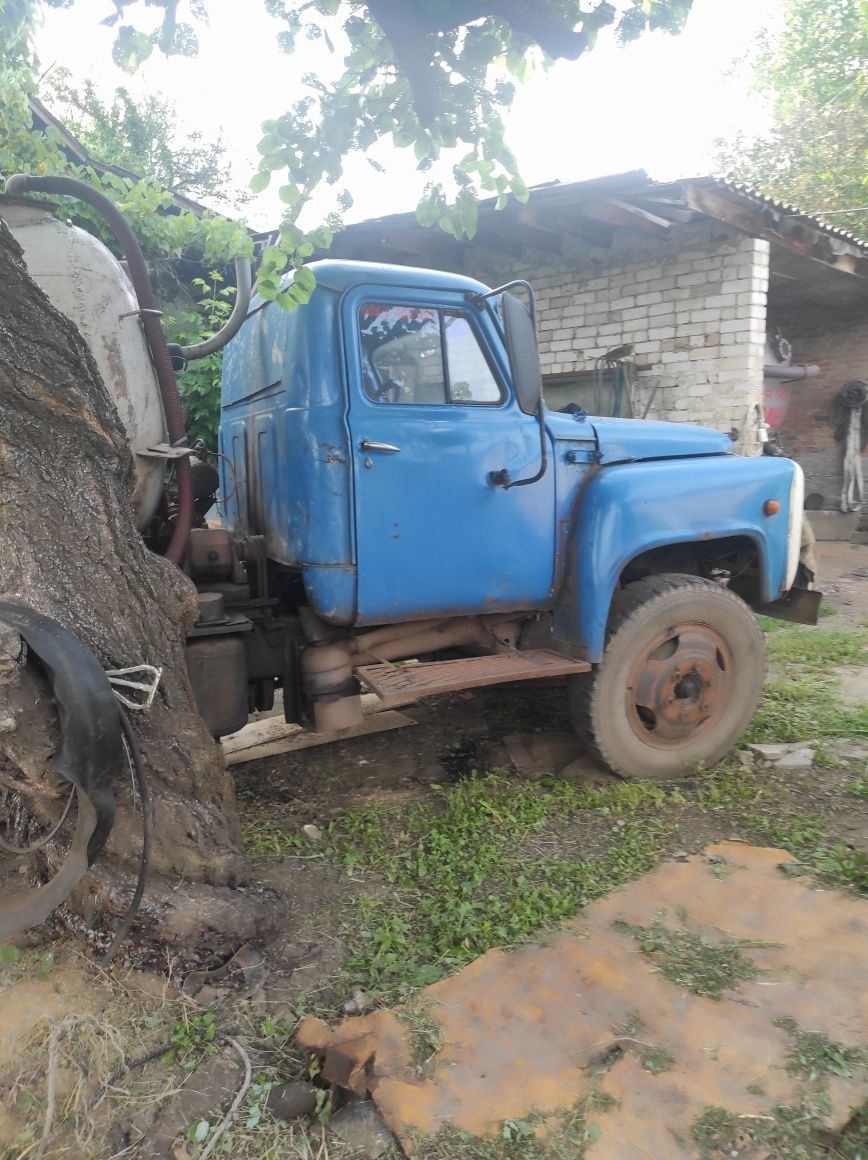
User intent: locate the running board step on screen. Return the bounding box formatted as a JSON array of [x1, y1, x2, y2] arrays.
[[355, 650, 590, 707]]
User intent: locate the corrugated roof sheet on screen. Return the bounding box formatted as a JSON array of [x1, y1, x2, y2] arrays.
[[702, 175, 868, 249]]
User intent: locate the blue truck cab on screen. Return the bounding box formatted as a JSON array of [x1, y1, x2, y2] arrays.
[[195, 259, 816, 779]]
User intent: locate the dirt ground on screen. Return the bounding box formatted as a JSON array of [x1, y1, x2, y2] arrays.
[[2, 542, 868, 1159]]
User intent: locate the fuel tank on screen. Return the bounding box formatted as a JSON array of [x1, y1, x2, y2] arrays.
[[1, 195, 166, 529]]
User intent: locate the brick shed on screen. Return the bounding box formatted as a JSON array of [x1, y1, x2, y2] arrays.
[[330, 172, 868, 514]]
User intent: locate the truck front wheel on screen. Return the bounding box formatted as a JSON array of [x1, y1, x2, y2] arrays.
[[568, 574, 765, 780]]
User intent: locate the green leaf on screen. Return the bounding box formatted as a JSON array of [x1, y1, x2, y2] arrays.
[[279, 222, 304, 248], [249, 171, 271, 194], [506, 50, 533, 83], [0, 944, 21, 966], [510, 175, 529, 204], [278, 184, 303, 208], [112, 26, 153, 73], [308, 226, 334, 250], [294, 266, 316, 294]]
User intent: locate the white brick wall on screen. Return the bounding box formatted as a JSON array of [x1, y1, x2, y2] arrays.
[[465, 222, 770, 454]]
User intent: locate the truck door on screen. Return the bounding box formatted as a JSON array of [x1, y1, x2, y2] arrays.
[[345, 289, 557, 624]]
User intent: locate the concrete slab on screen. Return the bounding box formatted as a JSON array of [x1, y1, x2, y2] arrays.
[[298, 843, 868, 1157], [806, 512, 860, 541], [814, 540, 868, 620], [815, 540, 868, 585], [833, 665, 868, 708]]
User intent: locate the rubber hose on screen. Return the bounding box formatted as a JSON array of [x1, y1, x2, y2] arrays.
[[179, 256, 253, 360], [5, 174, 194, 566]]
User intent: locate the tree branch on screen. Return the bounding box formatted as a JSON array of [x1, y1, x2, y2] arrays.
[[365, 0, 590, 124]]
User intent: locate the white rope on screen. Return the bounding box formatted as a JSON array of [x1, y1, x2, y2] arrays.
[[841, 405, 864, 512], [104, 664, 162, 711]]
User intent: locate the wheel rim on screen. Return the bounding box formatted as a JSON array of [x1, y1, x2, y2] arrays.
[[624, 622, 734, 749]]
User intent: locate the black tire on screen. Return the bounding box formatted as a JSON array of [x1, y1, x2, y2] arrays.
[[568, 574, 765, 780]]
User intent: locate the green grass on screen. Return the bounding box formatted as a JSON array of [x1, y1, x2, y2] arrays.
[[693, 1090, 868, 1159], [743, 812, 868, 896], [410, 1094, 619, 1160], [764, 626, 866, 671], [746, 622, 868, 745], [241, 811, 308, 857], [397, 996, 444, 1076], [162, 1010, 218, 1070], [613, 915, 770, 999], [849, 777, 868, 800], [692, 1096, 837, 1160], [636, 1044, 674, 1074], [775, 1017, 868, 1082], [322, 773, 672, 999]]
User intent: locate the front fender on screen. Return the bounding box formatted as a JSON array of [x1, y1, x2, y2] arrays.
[[553, 454, 800, 662]]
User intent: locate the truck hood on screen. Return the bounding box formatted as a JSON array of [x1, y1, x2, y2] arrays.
[[545, 413, 733, 464]]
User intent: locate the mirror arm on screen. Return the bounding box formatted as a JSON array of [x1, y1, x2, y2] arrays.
[[476, 281, 547, 489], [503, 405, 548, 489], [490, 407, 548, 490], [465, 279, 537, 328]]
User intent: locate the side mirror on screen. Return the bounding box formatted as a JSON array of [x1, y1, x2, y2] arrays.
[[501, 292, 542, 416]]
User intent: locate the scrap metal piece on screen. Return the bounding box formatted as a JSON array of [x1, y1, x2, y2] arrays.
[[299, 843, 868, 1156]]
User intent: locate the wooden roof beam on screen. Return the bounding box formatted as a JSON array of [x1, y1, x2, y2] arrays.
[[684, 183, 868, 281], [466, 227, 526, 259], [493, 217, 563, 256], [517, 207, 613, 248], [578, 196, 673, 238], [328, 235, 420, 266], [384, 231, 467, 267]]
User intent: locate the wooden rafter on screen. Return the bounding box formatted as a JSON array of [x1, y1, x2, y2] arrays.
[[381, 230, 467, 267], [467, 227, 526, 259], [496, 217, 563, 256], [329, 235, 417, 266], [578, 196, 673, 238], [684, 183, 868, 281], [518, 207, 613, 248]]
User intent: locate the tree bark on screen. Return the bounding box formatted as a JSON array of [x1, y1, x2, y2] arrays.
[[0, 217, 282, 951]]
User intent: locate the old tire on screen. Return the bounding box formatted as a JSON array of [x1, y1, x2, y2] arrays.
[[568, 574, 765, 780]]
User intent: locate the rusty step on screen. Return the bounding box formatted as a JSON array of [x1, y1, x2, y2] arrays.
[[355, 649, 590, 707]]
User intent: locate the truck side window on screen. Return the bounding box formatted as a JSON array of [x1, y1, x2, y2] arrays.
[[443, 312, 502, 403], [359, 304, 503, 406]]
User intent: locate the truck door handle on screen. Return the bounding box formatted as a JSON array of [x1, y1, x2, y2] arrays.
[[360, 440, 401, 453]]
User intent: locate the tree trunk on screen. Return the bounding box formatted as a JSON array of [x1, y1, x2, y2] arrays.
[[0, 217, 283, 952]]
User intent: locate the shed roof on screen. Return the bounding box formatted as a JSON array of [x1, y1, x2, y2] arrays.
[[320, 171, 868, 311]]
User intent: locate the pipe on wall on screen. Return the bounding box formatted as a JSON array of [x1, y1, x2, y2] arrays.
[[763, 363, 820, 381]]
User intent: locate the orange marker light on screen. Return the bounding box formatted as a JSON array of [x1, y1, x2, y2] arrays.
[[763, 499, 781, 516]]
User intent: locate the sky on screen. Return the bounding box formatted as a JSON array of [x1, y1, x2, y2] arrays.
[[33, 0, 781, 231]]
